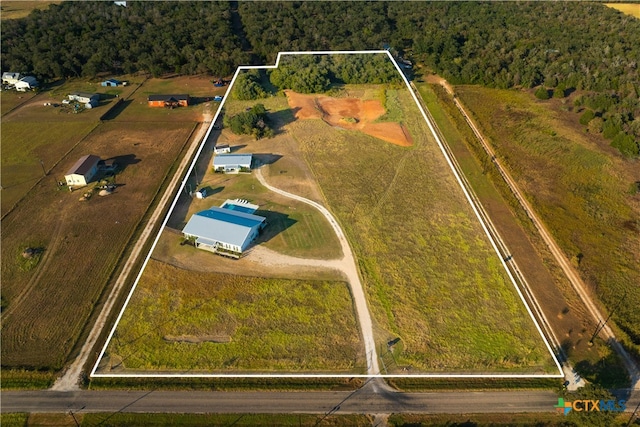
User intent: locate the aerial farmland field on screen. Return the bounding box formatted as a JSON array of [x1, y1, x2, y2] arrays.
[[1, 76, 217, 378], [95, 53, 559, 377]]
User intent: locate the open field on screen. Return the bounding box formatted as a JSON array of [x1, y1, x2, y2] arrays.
[[455, 86, 640, 356], [414, 81, 630, 387], [108, 76, 228, 122], [98, 259, 364, 373], [1, 121, 98, 214], [605, 3, 640, 18], [0, 1, 60, 20], [1, 117, 195, 370], [287, 83, 557, 373]]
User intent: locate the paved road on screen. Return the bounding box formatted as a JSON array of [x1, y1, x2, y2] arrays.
[[255, 166, 380, 378], [0, 389, 566, 414]]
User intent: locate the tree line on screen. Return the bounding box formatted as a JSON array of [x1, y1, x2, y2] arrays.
[[2, 1, 638, 151]]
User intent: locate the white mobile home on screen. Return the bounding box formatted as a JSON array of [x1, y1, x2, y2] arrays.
[[212, 153, 252, 173]]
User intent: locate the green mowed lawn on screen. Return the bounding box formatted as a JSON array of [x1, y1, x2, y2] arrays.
[[292, 86, 558, 373], [100, 260, 364, 373], [456, 86, 640, 354]]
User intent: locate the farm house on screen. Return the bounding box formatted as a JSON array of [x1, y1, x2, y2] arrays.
[[15, 76, 39, 91], [68, 92, 100, 108], [147, 94, 190, 108], [2, 72, 21, 85], [182, 200, 266, 257], [213, 153, 252, 173], [64, 155, 101, 188]]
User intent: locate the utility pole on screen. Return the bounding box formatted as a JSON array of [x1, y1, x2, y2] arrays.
[[590, 289, 626, 344], [39, 159, 46, 176]]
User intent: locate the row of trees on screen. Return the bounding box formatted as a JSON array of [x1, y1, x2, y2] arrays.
[[238, 2, 639, 155], [2, 1, 638, 151]]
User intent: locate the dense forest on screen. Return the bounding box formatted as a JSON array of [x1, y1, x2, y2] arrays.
[[0, 1, 248, 78], [3, 1, 636, 153]]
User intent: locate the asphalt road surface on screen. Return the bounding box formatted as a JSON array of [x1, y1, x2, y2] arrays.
[[1, 389, 565, 414]]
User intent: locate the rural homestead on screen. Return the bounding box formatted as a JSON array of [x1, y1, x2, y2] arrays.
[[182, 199, 266, 258]]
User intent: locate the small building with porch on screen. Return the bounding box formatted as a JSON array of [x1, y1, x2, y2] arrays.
[[15, 76, 39, 91]]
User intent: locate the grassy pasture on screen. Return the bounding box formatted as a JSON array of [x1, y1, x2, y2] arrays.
[[1, 90, 38, 115], [291, 85, 557, 373], [605, 3, 640, 18], [1, 121, 98, 214], [99, 260, 364, 373], [1, 120, 194, 370], [109, 76, 228, 122], [0, 1, 60, 20], [455, 86, 640, 354]]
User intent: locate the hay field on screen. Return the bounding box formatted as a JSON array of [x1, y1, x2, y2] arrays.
[[605, 3, 640, 18], [1, 120, 195, 370], [0, 1, 60, 20], [290, 85, 557, 373], [98, 260, 364, 373], [455, 85, 640, 354]]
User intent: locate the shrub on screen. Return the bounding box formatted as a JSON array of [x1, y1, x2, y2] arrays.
[[534, 87, 550, 100], [611, 132, 639, 157], [579, 109, 595, 125]]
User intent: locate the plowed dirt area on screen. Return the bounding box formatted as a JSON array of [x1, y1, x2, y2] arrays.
[[285, 90, 413, 147]]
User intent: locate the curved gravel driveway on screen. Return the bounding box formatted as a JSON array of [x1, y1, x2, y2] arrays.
[[255, 166, 380, 376]]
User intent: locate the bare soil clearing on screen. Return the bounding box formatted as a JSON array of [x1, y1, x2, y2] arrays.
[[286, 90, 413, 147]]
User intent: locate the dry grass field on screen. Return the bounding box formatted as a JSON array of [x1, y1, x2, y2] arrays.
[[98, 260, 364, 373], [0, 1, 60, 20], [605, 3, 640, 18], [98, 72, 558, 375], [1, 77, 217, 374], [455, 85, 640, 361], [287, 85, 557, 373], [415, 82, 630, 387]]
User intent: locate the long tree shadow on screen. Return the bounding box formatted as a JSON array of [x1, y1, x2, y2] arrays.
[[267, 107, 299, 135], [100, 98, 133, 120]]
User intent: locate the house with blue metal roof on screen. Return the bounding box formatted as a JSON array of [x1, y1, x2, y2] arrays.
[[182, 203, 266, 258], [213, 153, 252, 173]]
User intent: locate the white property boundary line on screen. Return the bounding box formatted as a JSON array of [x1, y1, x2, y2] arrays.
[[91, 50, 563, 379]]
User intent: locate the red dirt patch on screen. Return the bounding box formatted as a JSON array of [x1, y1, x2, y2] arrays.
[[285, 90, 413, 147]]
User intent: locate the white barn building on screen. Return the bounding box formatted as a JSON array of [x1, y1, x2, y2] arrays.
[[213, 153, 252, 173], [65, 155, 101, 188], [182, 200, 265, 258]]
